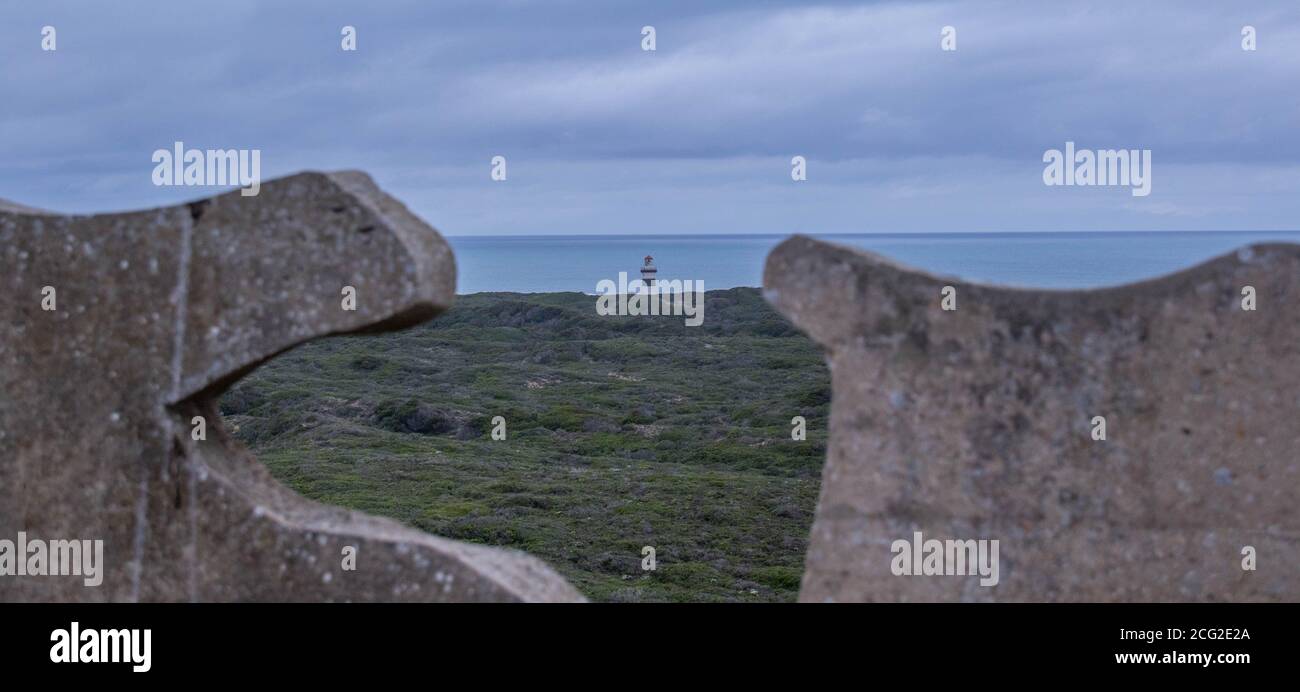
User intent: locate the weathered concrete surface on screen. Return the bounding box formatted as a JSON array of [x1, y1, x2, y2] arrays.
[[765, 235, 1300, 602], [0, 171, 583, 602]]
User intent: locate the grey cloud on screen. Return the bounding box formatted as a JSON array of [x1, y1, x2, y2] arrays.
[[0, 1, 1296, 231]]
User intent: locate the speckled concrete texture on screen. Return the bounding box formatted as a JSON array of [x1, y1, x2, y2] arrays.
[[0, 171, 583, 602], [765, 235, 1300, 602]]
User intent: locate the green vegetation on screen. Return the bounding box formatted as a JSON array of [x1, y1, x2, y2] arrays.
[[222, 288, 829, 601]]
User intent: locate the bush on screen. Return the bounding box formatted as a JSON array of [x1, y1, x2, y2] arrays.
[[374, 398, 458, 435], [220, 383, 267, 415], [752, 566, 802, 591], [537, 406, 587, 432], [349, 354, 385, 371]]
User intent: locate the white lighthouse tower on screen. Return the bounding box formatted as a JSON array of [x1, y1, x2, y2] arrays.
[[640, 255, 657, 288]]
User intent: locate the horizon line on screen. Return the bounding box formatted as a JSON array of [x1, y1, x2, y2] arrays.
[[445, 230, 1300, 239]]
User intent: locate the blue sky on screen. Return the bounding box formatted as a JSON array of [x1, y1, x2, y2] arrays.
[[2, 1, 1298, 234]]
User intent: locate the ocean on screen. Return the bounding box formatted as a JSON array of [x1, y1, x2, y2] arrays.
[[446, 232, 1300, 294]]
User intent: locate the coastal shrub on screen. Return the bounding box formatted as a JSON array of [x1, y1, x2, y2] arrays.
[[220, 382, 268, 415], [752, 565, 802, 591], [373, 398, 458, 435], [537, 406, 587, 432], [349, 354, 385, 371]]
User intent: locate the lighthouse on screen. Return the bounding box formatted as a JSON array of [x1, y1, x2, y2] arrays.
[[640, 255, 657, 288]]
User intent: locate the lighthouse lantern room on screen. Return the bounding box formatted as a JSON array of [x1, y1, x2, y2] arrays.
[[640, 255, 657, 287]]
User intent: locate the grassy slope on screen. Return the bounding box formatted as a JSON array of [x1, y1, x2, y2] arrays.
[[221, 288, 829, 601]]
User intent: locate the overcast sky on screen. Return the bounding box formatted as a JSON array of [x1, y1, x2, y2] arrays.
[[2, 1, 1298, 234]]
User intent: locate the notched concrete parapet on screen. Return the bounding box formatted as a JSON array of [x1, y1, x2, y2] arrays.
[[765, 235, 1300, 602], [0, 171, 584, 602]]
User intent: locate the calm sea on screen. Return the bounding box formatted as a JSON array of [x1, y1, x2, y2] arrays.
[[447, 232, 1300, 294]]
